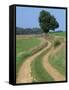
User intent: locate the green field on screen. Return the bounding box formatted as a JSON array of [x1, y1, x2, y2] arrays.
[[49, 32, 66, 37], [16, 37, 41, 54]]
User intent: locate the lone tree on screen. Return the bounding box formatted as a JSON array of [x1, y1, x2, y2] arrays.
[[39, 10, 59, 34]]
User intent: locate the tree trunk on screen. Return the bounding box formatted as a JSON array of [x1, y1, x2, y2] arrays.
[[44, 33, 49, 39]]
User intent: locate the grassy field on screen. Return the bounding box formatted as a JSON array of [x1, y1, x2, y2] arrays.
[[49, 47, 66, 76], [49, 32, 66, 37], [16, 36, 41, 75], [16, 37, 41, 54]]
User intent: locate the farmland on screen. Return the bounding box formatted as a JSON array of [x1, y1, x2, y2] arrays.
[[16, 36, 42, 75], [16, 36, 41, 54], [16, 32, 66, 83], [49, 31, 66, 36]]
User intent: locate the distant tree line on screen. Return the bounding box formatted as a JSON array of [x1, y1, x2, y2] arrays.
[[16, 27, 63, 35], [16, 27, 43, 35]]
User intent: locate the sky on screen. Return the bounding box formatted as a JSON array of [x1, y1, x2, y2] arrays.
[[16, 6, 66, 31]]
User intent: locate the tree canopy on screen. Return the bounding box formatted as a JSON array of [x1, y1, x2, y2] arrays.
[[39, 10, 59, 33]]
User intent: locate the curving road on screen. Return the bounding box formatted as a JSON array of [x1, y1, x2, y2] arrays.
[[43, 43, 65, 81], [16, 38, 51, 83]]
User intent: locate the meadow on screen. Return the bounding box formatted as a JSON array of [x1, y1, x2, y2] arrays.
[[16, 37, 41, 54], [49, 31, 66, 36]]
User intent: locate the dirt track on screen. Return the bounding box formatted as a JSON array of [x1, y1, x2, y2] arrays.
[[16, 36, 65, 83], [43, 43, 65, 81], [16, 38, 51, 83]]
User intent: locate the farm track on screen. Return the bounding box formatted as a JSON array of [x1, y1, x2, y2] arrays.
[[43, 43, 65, 81], [16, 38, 51, 83], [16, 36, 65, 83]]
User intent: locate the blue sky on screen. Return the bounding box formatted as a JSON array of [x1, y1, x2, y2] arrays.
[[16, 6, 66, 31]]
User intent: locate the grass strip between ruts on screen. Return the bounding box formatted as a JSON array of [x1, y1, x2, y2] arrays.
[[31, 45, 54, 82]]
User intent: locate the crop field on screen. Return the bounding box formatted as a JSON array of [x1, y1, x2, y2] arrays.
[[16, 32, 66, 83]]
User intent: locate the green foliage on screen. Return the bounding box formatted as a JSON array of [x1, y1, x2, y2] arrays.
[[39, 10, 59, 33], [54, 40, 61, 47]]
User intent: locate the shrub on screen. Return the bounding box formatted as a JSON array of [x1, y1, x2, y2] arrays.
[[54, 40, 61, 47]]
